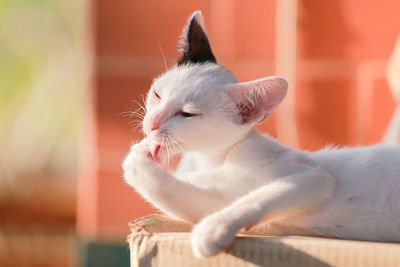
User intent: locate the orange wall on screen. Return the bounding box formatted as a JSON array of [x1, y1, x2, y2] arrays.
[[77, 0, 400, 239], [296, 0, 398, 150]]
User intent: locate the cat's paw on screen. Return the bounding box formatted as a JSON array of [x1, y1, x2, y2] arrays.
[[129, 139, 151, 159], [191, 214, 237, 258], [122, 140, 152, 176]]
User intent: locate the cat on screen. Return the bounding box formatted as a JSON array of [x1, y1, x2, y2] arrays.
[[123, 10, 400, 258]]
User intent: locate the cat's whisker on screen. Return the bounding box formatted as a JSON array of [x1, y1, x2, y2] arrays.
[[140, 94, 146, 109], [132, 99, 147, 111], [127, 118, 142, 125], [167, 136, 177, 152], [159, 137, 168, 168], [175, 136, 194, 151], [121, 111, 138, 120], [158, 39, 168, 71], [122, 108, 145, 121], [131, 122, 143, 133], [122, 97, 147, 134], [129, 100, 147, 118], [134, 110, 145, 117], [165, 142, 171, 168], [119, 111, 131, 117], [165, 138, 171, 168], [132, 110, 146, 119], [171, 136, 187, 154], [128, 118, 143, 124], [167, 136, 182, 154], [161, 138, 167, 166], [128, 119, 142, 124], [168, 138, 174, 167], [161, 146, 166, 166], [167, 136, 177, 166]]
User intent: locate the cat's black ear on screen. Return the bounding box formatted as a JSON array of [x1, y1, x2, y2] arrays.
[[177, 11, 216, 65]]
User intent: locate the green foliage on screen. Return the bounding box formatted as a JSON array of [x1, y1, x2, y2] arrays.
[[0, 0, 89, 178]]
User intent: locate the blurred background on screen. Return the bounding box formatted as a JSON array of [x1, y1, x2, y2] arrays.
[[0, 0, 399, 266]]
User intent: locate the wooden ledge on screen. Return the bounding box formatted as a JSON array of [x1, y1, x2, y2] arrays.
[[128, 215, 400, 267]]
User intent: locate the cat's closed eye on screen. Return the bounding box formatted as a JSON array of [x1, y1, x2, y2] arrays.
[[154, 90, 161, 99], [176, 111, 199, 118]]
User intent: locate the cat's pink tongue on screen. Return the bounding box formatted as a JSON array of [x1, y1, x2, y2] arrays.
[[146, 135, 161, 163]]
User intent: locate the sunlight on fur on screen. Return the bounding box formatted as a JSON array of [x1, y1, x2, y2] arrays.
[[123, 10, 400, 258]]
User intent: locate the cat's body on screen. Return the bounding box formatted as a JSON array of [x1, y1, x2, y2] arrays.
[[176, 129, 400, 241], [123, 11, 400, 258]]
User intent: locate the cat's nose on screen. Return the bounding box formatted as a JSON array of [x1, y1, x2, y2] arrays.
[[143, 119, 159, 134], [150, 123, 159, 131]]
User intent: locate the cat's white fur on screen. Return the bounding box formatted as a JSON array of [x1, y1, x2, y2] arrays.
[[123, 11, 400, 258]]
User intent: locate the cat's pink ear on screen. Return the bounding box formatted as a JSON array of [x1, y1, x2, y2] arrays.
[[228, 76, 288, 124], [177, 11, 216, 65]]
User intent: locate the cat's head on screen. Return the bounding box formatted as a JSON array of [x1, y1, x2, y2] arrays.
[[142, 11, 288, 160]]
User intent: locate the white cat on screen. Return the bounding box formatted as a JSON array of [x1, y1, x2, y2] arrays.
[[123, 11, 400, 258]]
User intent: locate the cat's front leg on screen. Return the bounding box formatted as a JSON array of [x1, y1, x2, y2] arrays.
[[123, 140, 229, 223], [122, 139, 157, 192], [191, 170, 335, 258], [191, 209, 239, 258]]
